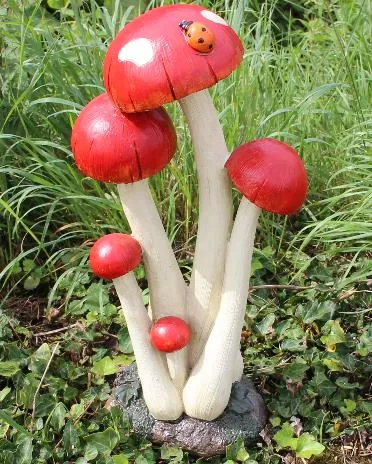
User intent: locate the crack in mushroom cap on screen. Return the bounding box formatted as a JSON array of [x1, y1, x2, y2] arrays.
[[71, 93, 177, 184], [103, 4, 243, 112], [225, 138, 308, 215]]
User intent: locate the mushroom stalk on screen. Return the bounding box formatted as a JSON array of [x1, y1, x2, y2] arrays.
[[179, 89, 233, 367], [113, 272, 183, 420], [183, 199, 260, 420], [117, 180, 188, 389]]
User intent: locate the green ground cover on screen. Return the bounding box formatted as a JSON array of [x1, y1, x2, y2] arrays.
[[0, 0, 371, 463]]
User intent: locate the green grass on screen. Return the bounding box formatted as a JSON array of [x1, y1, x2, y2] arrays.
[[0, 1, 371, 463]]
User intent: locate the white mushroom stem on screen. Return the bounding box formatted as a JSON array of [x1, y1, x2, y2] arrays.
[[113, 272, 183, 420], [183, 199, 260, 420], [179, 89, 233, 368], [117, 180, 188, 390], [233, 351, 244, 382]]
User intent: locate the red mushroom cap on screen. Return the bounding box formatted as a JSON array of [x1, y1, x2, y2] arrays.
[[89, 233, 142, 280], [71, 93, 177, 184], [103, 4, 243, 112], [150, 316, 191, 353], [225, 138, 307, 215]]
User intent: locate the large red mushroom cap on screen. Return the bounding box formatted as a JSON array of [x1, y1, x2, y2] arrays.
[[71, 93, 177, 184], [150, 316, 191, 353], [89, 233, 142, 280], [103, 4, 243, 112], [225, 138, 308, 215]]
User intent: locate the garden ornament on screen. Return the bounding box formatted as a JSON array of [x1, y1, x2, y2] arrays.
[[71, 3, 308, 455]]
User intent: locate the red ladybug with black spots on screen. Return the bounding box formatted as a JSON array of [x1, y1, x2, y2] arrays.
[[179, 19, 215, 53]]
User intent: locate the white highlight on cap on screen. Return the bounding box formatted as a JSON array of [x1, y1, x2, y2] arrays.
[[118, 38, 154, 66], [92, 119, 111, 134], [201, 10, 228, 26]]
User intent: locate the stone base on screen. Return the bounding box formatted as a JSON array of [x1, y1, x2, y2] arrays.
[[112, 364, 268, 458]]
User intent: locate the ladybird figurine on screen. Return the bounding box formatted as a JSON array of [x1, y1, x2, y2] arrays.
[[179, 19, 216, 53]]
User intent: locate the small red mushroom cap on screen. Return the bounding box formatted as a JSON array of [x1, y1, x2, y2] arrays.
[[103, 4, 243, 112], [71, 93, 177, 184], [225, 138, 307, 215], [150, 316, 191, 353], [89, 233, 142, 280]]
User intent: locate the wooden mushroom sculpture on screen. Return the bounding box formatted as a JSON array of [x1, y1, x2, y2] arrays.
[[103, 3, 244, 367], [71, 93, 187, 389], [89, 233, 183, 420], [183, 138, 308, 420]]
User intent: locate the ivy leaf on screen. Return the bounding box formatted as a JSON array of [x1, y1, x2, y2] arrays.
[[273, 423, 298, 450], [320, 320, 346, 349], [322, 356, 343, 372], [236, 445, 250, 462], [250, 256, 263, 275], [309, 367, 336, 396], [296, 300, 336, 323], [295, 433, 325, 458], [50, 402, 67, 431], [117, 328, 133, 354], [91, 357, 117, 377], [160, 445, 183, 462], [84, 442, 98, 460], [85, 283, 109, 309], [270, 417, 281, 427], [280, 338, 306, 352], [357, 326, 372, 356], [24, 274, 40, 290], [135, 456, 150, 464], [0, 361, 20, 377], [282, 361, 309, 382], [29, 343, 51, 376], [15, 436, 33, 464], [112, 455, 129, 464], [67, 300, 87, 316], [75, 458, 89, 464], [255, 314, 276, 335], [335, 377, 360, 389], [113, 355, 134, 367], [85, 427, 119, 454], [19, 374, 39, 409], [226, 437, 250, 461], [340, 399, 357, 415], [35, 394, 57, 417], [63, 421, 80, 457]]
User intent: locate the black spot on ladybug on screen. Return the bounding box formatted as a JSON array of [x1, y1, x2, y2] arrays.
[[202, 27, 206, 32], [209, 44, 213, 49], [198, 38, 204, 43], [188, 33, 191, 37]]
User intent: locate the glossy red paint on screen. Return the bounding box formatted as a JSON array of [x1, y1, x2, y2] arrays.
[[103, 4, 243, 112], [71, 93, 177, 184], [150, 316, 191, 353], [89, 233, 142, 280], [225, 138, 308, 215]]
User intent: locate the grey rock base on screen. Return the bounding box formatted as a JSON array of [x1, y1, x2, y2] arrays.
[[112, 363, 268, 458]]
